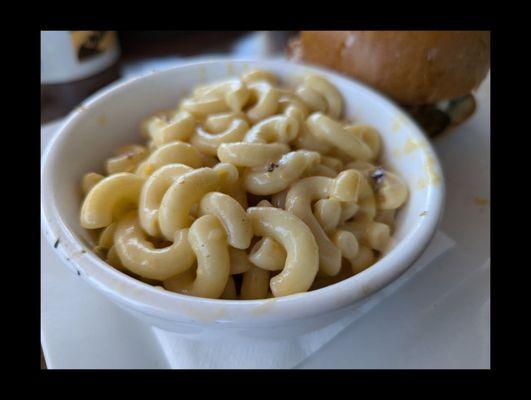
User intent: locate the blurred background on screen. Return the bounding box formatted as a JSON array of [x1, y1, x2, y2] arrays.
[[41, 31, 296, 124]]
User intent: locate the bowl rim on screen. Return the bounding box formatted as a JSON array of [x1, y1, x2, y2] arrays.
[[41, 57, 445, 325]]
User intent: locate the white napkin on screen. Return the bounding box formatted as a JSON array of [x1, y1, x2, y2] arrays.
[[153, 230, 455, 369]]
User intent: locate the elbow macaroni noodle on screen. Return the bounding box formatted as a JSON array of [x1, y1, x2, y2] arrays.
[[79, 70, 408, 299]]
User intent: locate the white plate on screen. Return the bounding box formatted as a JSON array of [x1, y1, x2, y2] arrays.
[[41, 52, 490, 368]]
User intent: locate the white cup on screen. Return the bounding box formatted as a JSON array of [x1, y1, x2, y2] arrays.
[[41, 31, 120, 84]]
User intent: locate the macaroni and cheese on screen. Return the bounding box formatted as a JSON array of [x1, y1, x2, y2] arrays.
[[79, 70, 408, 299]]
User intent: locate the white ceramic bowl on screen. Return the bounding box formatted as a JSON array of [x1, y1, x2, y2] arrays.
[[41, 59, 444, 341]]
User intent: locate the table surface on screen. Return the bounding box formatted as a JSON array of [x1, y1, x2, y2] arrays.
[[40, 31, 254, 369]]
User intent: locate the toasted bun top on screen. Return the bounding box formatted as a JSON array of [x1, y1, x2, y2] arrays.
[[290, 31, 490, 105]]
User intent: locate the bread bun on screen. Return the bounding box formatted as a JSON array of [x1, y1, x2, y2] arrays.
[[290, 31, 490, 105]]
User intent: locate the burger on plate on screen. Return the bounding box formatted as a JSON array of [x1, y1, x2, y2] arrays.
[[288, 31, 491, 136]]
